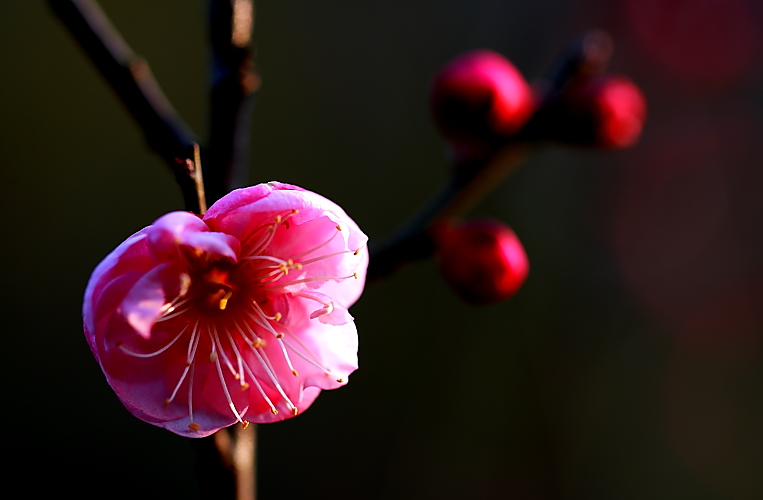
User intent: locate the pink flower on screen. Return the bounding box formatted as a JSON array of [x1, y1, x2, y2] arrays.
[[434, 218, 529, 305], [83, 182, 368, 437]]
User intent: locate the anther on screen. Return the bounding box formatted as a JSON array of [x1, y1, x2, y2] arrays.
[[241, 383, 250, 390], [188, 422, 201, 432], [270, 409, 279, 415], [163, 399, 171, 407], [353, 272, 358, 279], [242, 421, 250, 429], [209, 352, 218, 363], [219, 290, 233, 310], [354, 249, 360, 255], [275, 215, 282, 223], [291, 370, 299, 376], [274, 312, 282, 321], [337, 378, 344, 383], [276, 333, 284, 339], [336, 224, 342, 231], [291, 407, 299, 416]]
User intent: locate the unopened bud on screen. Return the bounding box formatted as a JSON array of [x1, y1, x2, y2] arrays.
[[526, 74, 646, 148], [430, 50, 535, 151], [433, 218, 529, 305]]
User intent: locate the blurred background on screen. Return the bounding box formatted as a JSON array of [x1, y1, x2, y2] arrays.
[[3, 0, 763, 498]]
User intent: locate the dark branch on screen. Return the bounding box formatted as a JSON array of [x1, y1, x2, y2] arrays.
[[206, 0, 260, 204], [48, 0, 204, 213]]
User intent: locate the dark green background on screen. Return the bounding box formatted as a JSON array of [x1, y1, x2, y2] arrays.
[[2, 1, 763, 499]]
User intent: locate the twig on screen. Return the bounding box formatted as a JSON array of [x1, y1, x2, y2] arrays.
[[206, 0, 260, 204], [48, 0, 204, 213]]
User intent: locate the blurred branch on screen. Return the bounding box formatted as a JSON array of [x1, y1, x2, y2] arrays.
[[48, 0, 204, 214], [206, 0, 260, 204]]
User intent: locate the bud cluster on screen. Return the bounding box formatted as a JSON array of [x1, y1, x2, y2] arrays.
[[427, 38, 645, 305]]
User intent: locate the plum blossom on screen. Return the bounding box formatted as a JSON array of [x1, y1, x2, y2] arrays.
[[83, 182, 368, 437]]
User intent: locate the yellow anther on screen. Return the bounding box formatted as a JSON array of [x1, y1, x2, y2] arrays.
[[352, 272, 358, 279], [291, 209, 298, 215], [163, 399, 171, 407], [291, 370, 299, 376], [275, 215, 282, 223], [294, 263, 303, 270], [242, 421, 250, 429], [234, 374, 240, 380], [276, 333, 285, 339], [270, 409, 279, 415], [354, 249, 360, 255], [241, 383, 250, 390], [336, 224, 342, 231], [185, 361, 192, 367], [188, 422, 201, 432], [291, 407, 299, 416], [209, 352, 218, 363], [252, 339, 266, 348], [287, 259, 294, 267], [274, 312, 282, 321], [336, 378, 344, 383], [219, 290, 233, 310]]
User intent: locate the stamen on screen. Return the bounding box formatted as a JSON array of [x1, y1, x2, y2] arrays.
[[210, 330, 245, 424], [212, 325, 240, 379], [156, 298, 191, 322], [223, 327, 249, 390], [187, 361, 198, 431], [239, 362, 279, 415], [266, 273, 358, 290], [118, 323, 190, 358], [275, 335, 299, 376], [165, 326, 201, 407], [289, 225, 342, 261], [241, 344, 296, 415], [219, 289, 233, 310], [277, 324, 335, 377], [298, 250, 352, 267]]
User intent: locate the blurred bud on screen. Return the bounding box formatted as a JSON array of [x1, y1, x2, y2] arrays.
[[526, 74, 646, 148], [433, 218, 529, 305], [430, 50, 535, 150]]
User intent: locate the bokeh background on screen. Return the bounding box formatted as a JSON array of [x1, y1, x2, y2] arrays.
[[3, 0, 763, 498]]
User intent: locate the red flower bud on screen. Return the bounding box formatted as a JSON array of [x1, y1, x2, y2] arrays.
[[430, 50, 535, 149], [527, 74, 646, 148], [434, 218, 529, 305]]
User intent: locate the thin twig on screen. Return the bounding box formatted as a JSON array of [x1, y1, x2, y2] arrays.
[[48, 0, 204, 213]]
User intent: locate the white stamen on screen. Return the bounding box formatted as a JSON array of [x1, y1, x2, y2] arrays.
[[210, 330, 246, 424], [118, 323, 190, 358]]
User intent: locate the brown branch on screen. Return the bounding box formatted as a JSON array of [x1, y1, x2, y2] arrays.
[[206, 0, 260, 204], [48, 0, 204, 214]]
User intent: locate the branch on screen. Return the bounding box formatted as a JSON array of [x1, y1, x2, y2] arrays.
[[206, 0, 260, 204], [48, 0, 205, 214]]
